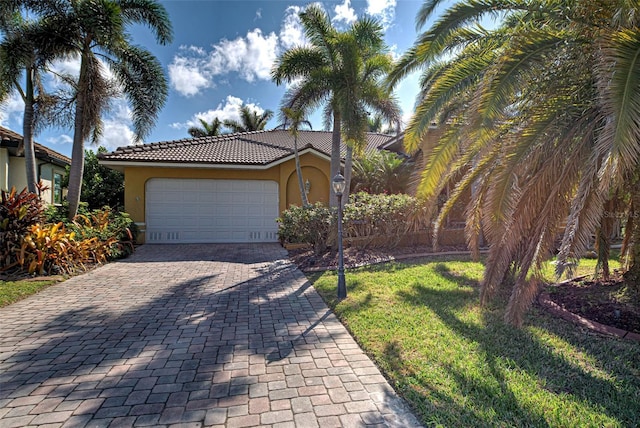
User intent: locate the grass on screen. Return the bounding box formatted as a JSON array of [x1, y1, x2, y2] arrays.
[[309, 254, 639, 427], [0, 278, 60, 307]]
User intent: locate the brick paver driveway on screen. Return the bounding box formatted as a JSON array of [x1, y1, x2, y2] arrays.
[[0, 244, 421, 427]]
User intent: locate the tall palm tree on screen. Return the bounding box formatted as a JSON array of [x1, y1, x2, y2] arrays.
[[0, 9, 63, 193], [389, 0, 640, 325], [272, 5, 401, 205], [281, 106, 312, 206], [20, 0, 172, 219], [223, 104, 273, 133], [188, 117, 223, 138]]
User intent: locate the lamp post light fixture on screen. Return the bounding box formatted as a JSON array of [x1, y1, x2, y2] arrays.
[[332, 173, 347, 299]]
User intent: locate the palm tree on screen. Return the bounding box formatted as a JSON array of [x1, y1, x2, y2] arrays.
[[19, 0, 172, 219], [0, 10, 63, 193], [272, 5, 401, 205], [188, 117, 223, 138], [223, 104, 273, 133], [389, 0, 640, 325], [281, 107, 313, 206]]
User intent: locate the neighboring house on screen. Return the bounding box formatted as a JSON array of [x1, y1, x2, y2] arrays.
[[382, 126, 469, 246], [98, 130, 394, 244], [0, 126, 71, 205]]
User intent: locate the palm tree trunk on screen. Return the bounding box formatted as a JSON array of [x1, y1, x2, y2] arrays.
[[66, 56, 88, 220], [22, 66, 38, 194], [330, 111, 341, 207], [294, 135, 309, 206], [624, 180, 640, 290], [343, 144, 353, 206]]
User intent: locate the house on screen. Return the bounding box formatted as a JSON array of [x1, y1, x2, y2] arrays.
[[98, 130, 395, 244], [0, 126, 71, 205], [381, 126, 469, 246]]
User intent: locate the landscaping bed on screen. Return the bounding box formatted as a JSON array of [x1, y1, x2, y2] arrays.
[[546, 275, 640, 334]]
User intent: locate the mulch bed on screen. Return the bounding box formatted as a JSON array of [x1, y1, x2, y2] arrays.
[[546, 276, 640, 335], [287, 244, 470, 271]]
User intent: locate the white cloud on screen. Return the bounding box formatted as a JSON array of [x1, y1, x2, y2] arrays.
[[46, 134, 73, 146], [93, 99, 136, 149], [0, 91, 24, 127], [333, 0, 357, 25], [169, 28, 280, 97], [280, 6, 305, 50], [99, 119, 136, 149], [208, 29, 279, 82], [171, 95, 265, 130], [50, 55, 81, 78], [366, 0, 396, 29], [168, 53, 212, 97]]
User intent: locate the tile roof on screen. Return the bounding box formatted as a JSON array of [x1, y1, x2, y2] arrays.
[[0, 126, 71, 166], [98, 130, 396, 167]]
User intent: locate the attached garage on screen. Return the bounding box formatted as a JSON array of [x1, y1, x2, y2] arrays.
[[145, 178, 279, 243]]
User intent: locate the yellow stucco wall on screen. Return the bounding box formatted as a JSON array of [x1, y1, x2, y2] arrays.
[[122, 152, 331, 243]]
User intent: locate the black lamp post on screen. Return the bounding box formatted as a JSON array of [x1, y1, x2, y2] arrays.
[[332, 173, 347, 299]]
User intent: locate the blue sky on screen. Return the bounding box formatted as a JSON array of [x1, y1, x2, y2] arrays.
[[0, 0, 447, 157]]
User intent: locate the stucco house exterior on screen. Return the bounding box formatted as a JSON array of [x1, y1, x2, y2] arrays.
[[0, 126, 71, 205], [98, 130, 395, 244]]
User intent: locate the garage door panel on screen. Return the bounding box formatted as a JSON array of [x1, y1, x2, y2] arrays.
[[145, 178, 279, 243]]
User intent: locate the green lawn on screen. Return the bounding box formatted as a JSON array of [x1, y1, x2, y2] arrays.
[[0, 278, 59, 307], [309, 255, 639, 427]]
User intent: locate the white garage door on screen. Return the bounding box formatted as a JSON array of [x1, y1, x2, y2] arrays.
[[145, 178, 279, 243]]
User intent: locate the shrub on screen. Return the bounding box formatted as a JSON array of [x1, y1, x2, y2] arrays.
[[1, 187, 45, 271], [344, 192, 427, 248], [277, 202, 334, 254], [2, 188, 135, 275], [72, 208, 136, 260], [277, 193, 428, 252]]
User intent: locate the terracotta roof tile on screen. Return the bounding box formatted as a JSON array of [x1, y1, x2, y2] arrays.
[[99, 130, 396, 166], [0, 126, 71, 166]]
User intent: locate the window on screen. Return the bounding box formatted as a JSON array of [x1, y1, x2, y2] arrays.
[[54, 173, 62, 204]]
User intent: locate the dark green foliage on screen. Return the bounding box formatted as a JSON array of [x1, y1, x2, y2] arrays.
[[351, 151, 412, 195], [0, 187, 45, 271], [277, 202, 334, 254], [277, 193, 428, 252], [344, 192, 427, 247], [63, 147, 124, 210]]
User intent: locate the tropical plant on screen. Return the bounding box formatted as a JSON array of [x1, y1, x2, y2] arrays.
[[223, 104, 273, 133], [280, 107, 313, 206], [0, 186, 45, 271], [9, 0, 173, 220], [188, 117, 224, 138], [351, 150, 412, 195], [272, 4, 401, 206], [388, 0, 640, 325]]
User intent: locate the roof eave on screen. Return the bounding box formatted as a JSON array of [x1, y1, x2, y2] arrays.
[[98, 147, 338, 171]]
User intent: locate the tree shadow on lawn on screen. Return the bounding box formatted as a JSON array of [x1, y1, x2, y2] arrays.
[[0, 256, 375, 426], [393, 279, 640, 427]]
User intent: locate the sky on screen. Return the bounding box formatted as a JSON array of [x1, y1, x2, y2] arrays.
[[0, 0, 446, 158]]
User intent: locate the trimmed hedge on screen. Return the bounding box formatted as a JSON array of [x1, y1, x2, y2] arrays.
[[278, 192, 428, 253]]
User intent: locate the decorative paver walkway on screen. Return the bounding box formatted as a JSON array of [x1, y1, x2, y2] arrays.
[[0, 244, 422, 428]]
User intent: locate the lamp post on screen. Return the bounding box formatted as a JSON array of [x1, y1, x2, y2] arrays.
[[332, 174, 347, 299]]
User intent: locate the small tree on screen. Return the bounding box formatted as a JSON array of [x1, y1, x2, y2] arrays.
[[281, 107, 312, 206], [63, 147, 124, 210]]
